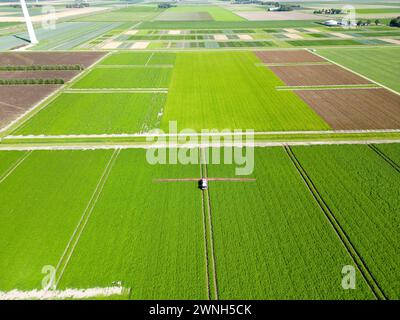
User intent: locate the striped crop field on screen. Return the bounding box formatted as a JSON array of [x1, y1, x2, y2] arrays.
[[0, 1, 399, 303]]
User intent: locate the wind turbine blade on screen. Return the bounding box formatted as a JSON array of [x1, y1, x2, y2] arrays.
[[19, 0, 38, 44]]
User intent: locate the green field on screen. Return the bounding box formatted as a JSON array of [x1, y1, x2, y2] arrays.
[[74, 6, 164, 22], [0, 151, 25, 177], [14, 93, 166, 135], [374, 143, 400, 165], [162, 6, 244, 22], [100, 52, 176, 66], [292, 145, 400, 299], [0, 145, 399, 299], [207, 148, 373, 299], [0, 150, 113, 291], [56, 149, 206, 299], [72, 67, 172, 89], [317, 47, 400, 92], [356, 8, 400, 14], [161, 51, 330, 131]]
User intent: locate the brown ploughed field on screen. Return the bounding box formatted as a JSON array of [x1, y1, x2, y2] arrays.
[[0, 52, 105, 68], [269, 64, 371, 86], [295, 88, 400, 130], [0, 85, 60, 129], [255, 50, 325, 63]]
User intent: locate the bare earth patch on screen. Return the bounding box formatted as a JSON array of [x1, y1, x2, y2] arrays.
[[0, 52, 105, 68], [0, 85, 60, 129], [269, 65, 371, 86], [296, 88, 400, 130], [256, 50, 325, 63]]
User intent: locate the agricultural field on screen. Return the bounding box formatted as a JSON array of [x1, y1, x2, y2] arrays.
[[0, 0, 399, 304], [14, 93, 166, 135], [318, 47, 400, 92], [161, 51, 330, 132], [0, 52, 104, 131], [71, 67, 172, 89]]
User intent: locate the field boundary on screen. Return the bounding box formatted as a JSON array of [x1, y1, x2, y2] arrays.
[[54, 149, 120, 287], [284, 145, 387, 300], [0, 286, 129, 300], [0, 150, 32, 185], [6, 129, 400, 139], [368, 144, 400, 173], [2, 139, 400, 151]]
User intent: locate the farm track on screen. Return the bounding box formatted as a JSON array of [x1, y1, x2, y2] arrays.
[[200, 148, 219, 300], [368, 144, 400, 173], [54, 149, 120, 288], [0, 150, 32, 185], [199, 157, 211, 300], [284, 145, 387, 300]]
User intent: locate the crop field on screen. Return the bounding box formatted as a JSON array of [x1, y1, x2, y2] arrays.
[[0, 1, 399, 303], [295, 88, 400, 130], [0, 145, 399, 299], [318, 47, 400, 92], [269, 64, 370, 86], [14, 93, 166, 135], [0, 52, 104, 131], [72, 67, 172, 89], [0, 150, 113, 291], [292, 145, 400, 299], [99, 52, 176, 66], [161, 51, 330, 132], [156, 6, 244, 22], [207, 148, 374, 299]]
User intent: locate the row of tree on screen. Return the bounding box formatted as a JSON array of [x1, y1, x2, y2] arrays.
[[314, 8, 342, 15], [0, 79, 65, 85], [357, 19, 380, 26], [0, 65, 83, 71]]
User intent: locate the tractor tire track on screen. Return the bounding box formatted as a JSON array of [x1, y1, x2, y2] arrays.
[[284, 145, 387, 300], [200, 148, 219, 300], [0, 150, 32, 185], [368, 144, 400, 174]]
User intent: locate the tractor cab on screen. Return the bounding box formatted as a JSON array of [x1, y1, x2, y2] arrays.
[[198, 178, 208, 190]]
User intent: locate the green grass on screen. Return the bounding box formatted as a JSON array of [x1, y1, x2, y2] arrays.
[[0, 150, 113, 291], [161, 51, 330, 131], [292, 145, 400, 299], [317, 46, 400, 92], [0, 151, 25, 177], [100, 52, 176, 66], [206, 147, 374, 299], [13, 93, 166, 135], [72, 67, 172, 89], [58, 149, 207, 299]]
